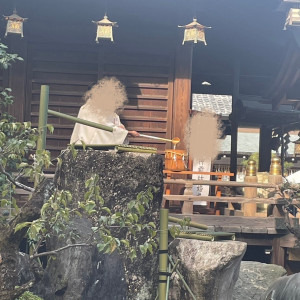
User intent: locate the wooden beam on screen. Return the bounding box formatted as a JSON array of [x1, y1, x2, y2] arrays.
[[172, 44, 193, 149], [7, 36, 27, 122], [164, 178, 277, 188], [230, 59, 240, 180], [169, 214, 289, 232], [163, 194, 287, 205], [259, 125, 272, 172]]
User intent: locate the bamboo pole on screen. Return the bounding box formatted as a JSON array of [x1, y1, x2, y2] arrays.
[[35, 85, 49, 187], [37, 85, 49, 151], [176, 232, 214, 241], [48, 109, 113, 132], [159, 209, 169, 300], [168, 216, 208, 230], [168, 255, 196, 300]]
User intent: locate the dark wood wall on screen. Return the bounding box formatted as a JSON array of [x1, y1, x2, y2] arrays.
[[1, 0, 194, 159], [23, 42, 177, 158]]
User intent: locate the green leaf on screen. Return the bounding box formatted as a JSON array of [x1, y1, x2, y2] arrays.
[[81, 140, 86, 151], [97, 243, 107, 252], [148, 222, 156, 229], [1, 199, 9, 206], [129, 249, 137, 261], [101, 207, 111, 215], [47, 124, 54, 134], [14, 221, 32, 233], [18, 162, 29, 168], [121, 239, 130, 248], [57, 157, 62, 168]]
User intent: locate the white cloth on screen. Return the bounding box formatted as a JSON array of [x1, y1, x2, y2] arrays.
[[70, 104, 128, 145]]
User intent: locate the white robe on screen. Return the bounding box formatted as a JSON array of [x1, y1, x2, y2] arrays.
[[70, 104, 128, 145]]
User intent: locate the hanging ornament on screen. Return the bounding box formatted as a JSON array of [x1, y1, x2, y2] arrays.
[[284, 8, 300, 30], [92, 14, 118, 43], [4, 8, 27, 38], [178, 18, 211, 45]]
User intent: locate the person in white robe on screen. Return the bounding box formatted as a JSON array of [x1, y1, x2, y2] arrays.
[[70, 77, 139, 145]]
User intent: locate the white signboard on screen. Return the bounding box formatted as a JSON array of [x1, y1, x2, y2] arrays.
[[192, 159, 211, 205]]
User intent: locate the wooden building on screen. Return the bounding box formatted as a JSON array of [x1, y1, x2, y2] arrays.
[[2, 0, 299, 164], [2, 0, 300, 271]]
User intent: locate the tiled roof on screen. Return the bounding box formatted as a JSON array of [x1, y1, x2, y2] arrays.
[[192, 94, 232, 116]]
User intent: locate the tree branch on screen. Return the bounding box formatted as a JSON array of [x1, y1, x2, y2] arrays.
[[0, 163, 34, 192], [30, 243, 93, 259]]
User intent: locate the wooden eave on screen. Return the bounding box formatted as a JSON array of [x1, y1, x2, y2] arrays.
[[266, 29, 300, 111]]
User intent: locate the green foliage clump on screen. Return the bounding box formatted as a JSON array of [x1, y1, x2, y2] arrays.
[[80, 174, 158, 260], [0, 40, 53, 220], [15, 174, 158, 261], [16, 291, 43, 300]]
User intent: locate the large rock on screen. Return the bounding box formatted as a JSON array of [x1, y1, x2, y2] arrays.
[[233, 261, 287, 300], [168, 238, 247, 300], [35, 150, 163, 300], [260, 273, 300, 300]]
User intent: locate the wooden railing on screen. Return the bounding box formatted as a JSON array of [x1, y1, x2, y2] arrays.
[[163, 177, 295, 216]]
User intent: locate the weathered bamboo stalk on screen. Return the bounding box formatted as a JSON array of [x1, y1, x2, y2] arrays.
[[35, 85, 49, 187], [176, 232, 214, 241], [48, 109, 113, 132], [168, 255, 197, 300], [37, 85, 49, 151], [168, 216, 208, 230], [159, 209, 169, 300]]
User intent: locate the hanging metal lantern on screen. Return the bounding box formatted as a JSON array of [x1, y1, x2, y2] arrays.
[[4, 9, 27, 38], [178, 18, 211, 45], [293, 132, 300, 156], [284, 8, 300, 30], [92, 14, 118, 43]]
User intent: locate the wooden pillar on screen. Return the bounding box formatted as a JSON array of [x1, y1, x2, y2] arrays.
[[171, 44, 193, 198], [271, 237, 285, 267], [7, 35, 27, 122], [181, 182, 193, 215], [172, 44, 193, 149], [230, 60, 240, 181], [259, 126, 272, 172], [244, 160, 257, 217]]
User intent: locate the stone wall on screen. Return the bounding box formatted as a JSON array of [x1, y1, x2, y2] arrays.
[[35, 150, 164, 300]]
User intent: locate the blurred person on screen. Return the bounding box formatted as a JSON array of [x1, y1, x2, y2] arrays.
[[70, 77, 139, 145]]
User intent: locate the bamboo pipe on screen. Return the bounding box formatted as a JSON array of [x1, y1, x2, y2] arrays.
[[159, 209, 169, 300], [176, 232, 214, 241], [168, 256, 196, 300], [168, 216, 208, 230], [48, 109, 113, 132]]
